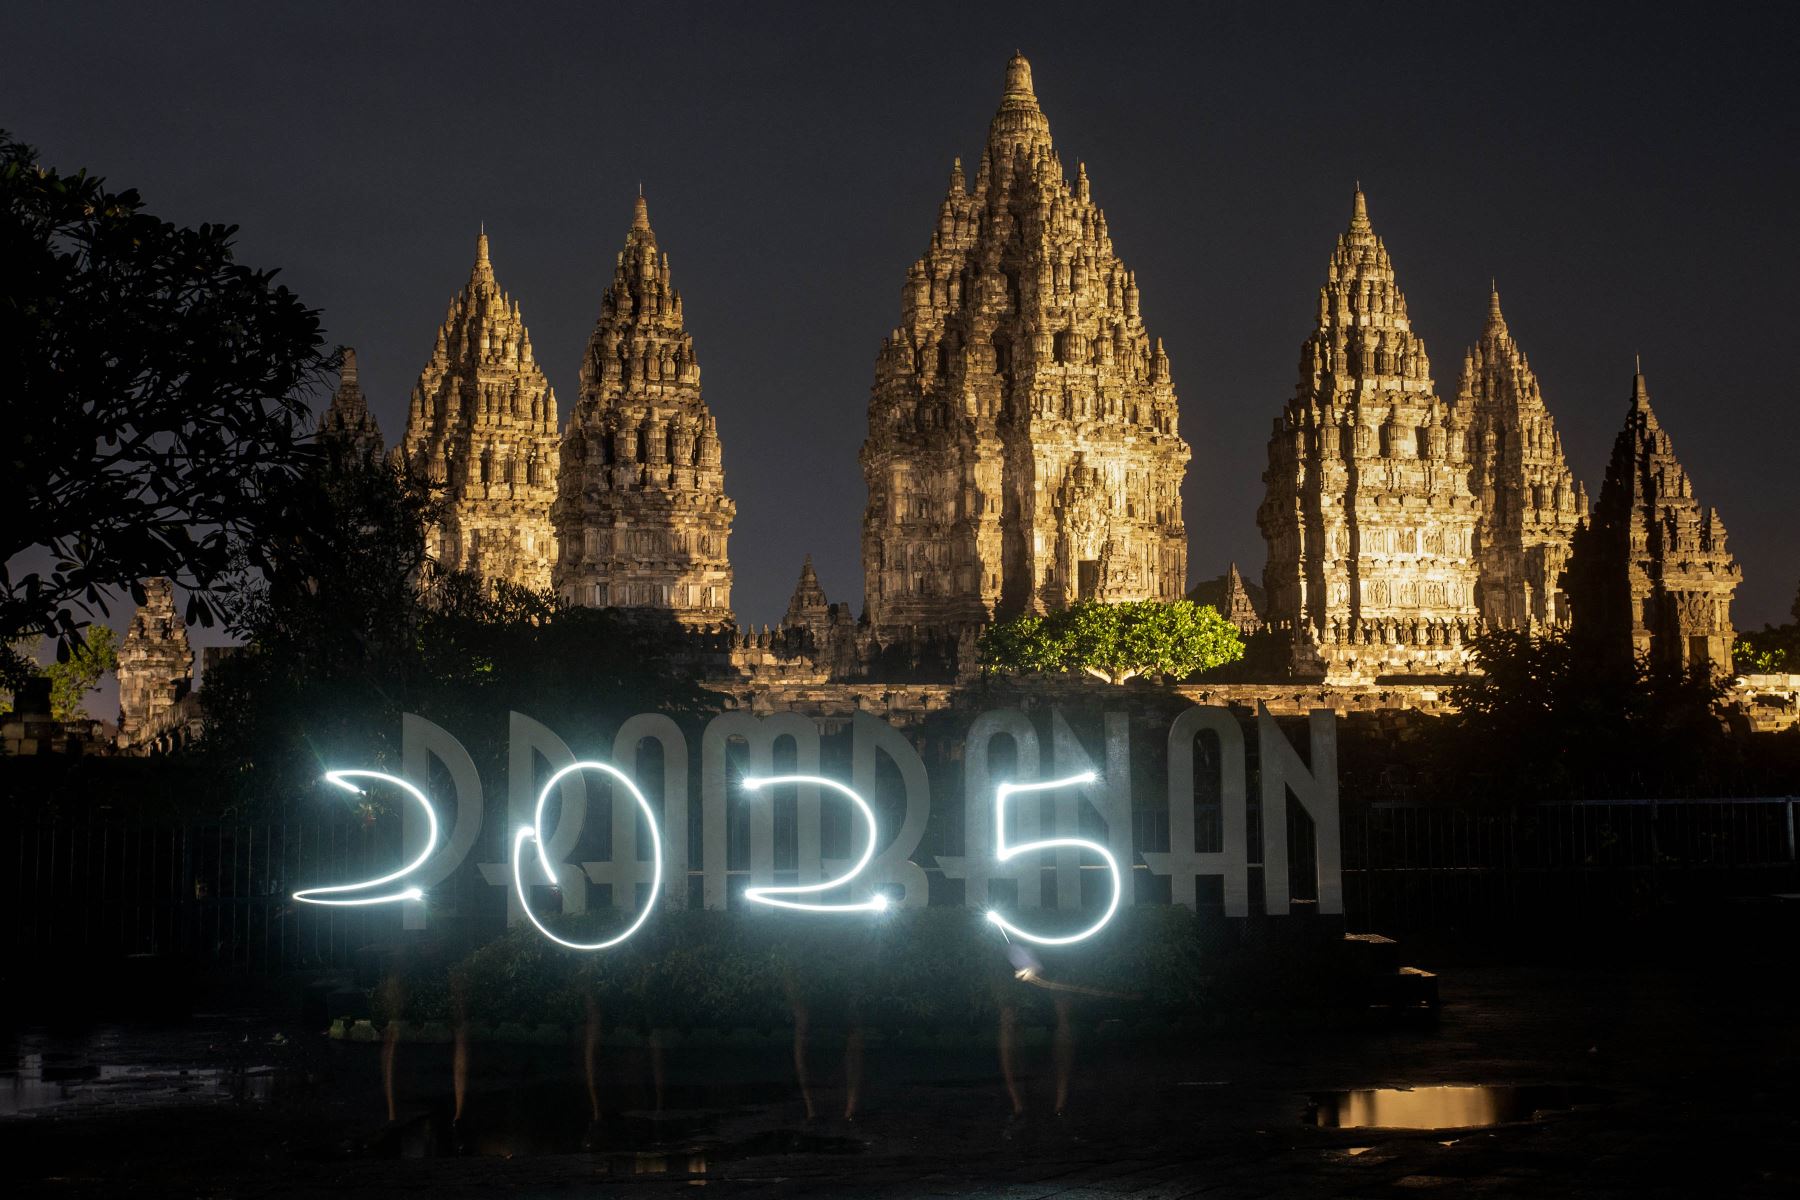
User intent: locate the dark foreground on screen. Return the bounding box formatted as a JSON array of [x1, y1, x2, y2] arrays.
[[2, 962, 1796, 1198]]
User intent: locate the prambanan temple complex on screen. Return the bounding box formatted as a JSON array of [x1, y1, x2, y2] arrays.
[[74, 53, 1789, 753]]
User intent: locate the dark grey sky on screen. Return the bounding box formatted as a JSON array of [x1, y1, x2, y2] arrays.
[[7, 0, 1797, 652]]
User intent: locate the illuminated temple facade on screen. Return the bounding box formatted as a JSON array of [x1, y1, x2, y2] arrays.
[[398, 232, 560, 591], [553, 196, 735, 625], [117, 578, 192, 744], [1256, 190, 1483, 682], [316, 53, 1744, 701], [12, 53, 1781, 767], [858, 54, 1191, 645], [1457, 289, 1586, 632]]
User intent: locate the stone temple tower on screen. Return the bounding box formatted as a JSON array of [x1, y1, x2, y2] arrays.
[[1256, 189, 1482, 682], [318, 347, 385, 461], [1456, 289, 1587, 632], [554, 196, 734, 624], [1564, 369, 1739, 675], [117, 578, 192, 743], [859, 53, 1190, 644], [399, 231, 559, 591]]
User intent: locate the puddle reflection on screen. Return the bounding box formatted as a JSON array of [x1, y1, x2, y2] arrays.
[[2, 1052, 278, 1116], [1307, 1084, 1600, 1130]]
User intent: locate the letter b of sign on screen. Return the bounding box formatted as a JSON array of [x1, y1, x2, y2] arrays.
[[984, 772, 1122, 946]]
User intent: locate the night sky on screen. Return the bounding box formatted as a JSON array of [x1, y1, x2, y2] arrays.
[[7, 0, 1797, 656]]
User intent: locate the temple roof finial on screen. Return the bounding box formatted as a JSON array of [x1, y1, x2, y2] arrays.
[[1630, 358, 1653, 413], [632, 192, 652, 233], [476, 226, 490, 264], [1003, 51, 1036, 105], [1350, 184, 1370, 231]]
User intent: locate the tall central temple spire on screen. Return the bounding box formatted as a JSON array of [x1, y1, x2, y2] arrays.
[[1256, 189, 1481, 681], [399, 231, 559, 590], [554, 195, 735, 624], [859, 54, 1190, 648]]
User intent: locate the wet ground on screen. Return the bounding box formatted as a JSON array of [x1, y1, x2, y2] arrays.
[[2, 963, 1796, 1197]]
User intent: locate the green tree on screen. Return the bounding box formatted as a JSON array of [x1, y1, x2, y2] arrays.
[[1732, 578, 1800, 674], [1, 130, 331, 663], [978, 600, 1244, 684], [44, 625, 118, 720], [0, 628, 119, 719]]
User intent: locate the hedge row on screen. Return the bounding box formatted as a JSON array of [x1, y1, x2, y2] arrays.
[[368, 906, 1353, 1035]]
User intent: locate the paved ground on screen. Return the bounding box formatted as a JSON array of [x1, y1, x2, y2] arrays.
[[2, 963, 1796, 1197]]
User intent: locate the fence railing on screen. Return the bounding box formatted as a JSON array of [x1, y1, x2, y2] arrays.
[[1341, 797, 1800, 933], [4, 797, 1795, 973], [2, 818, 398, 973]]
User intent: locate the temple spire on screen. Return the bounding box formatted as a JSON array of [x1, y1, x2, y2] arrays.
[[556, 190, 734, 626], [865, 53, 1188, 642], [1259, 187, 1477, 680], [1567, 369, 1739, 675], [1457, 284, 1585, 633], [319, 345, 384, 460], [399, 233, 558, 590], [1631, 361, 1652, 412], [789, 554, 826, 610], [469, 227, 497, 290], [1003, 51, 1036, 104], [988, 51, 1052, 155]]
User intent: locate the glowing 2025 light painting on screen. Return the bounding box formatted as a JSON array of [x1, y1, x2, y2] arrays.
[[291, 770, 439, 907], [983, 771, 1121, 946], [289, 705, 1347, 953], [740, 775, 890, 914], [295, 765, 1115, 945], [510, 760, 665, 951]]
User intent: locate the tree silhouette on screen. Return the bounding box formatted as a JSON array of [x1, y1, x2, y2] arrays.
[[0, 130, 331, 676], [1448, 629, 1733, 800]]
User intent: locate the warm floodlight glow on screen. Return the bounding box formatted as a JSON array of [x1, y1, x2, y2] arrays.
[[739, 775, 888, 913], [294, 770, 440, 907], [984, 770, 1122, 946], [512, 761, 664, 951]]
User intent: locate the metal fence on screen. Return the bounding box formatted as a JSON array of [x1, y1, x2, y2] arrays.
[[2, 818, 397, 973], [1341, 797, 1800, 933], [4, 797, 1795, 972]]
